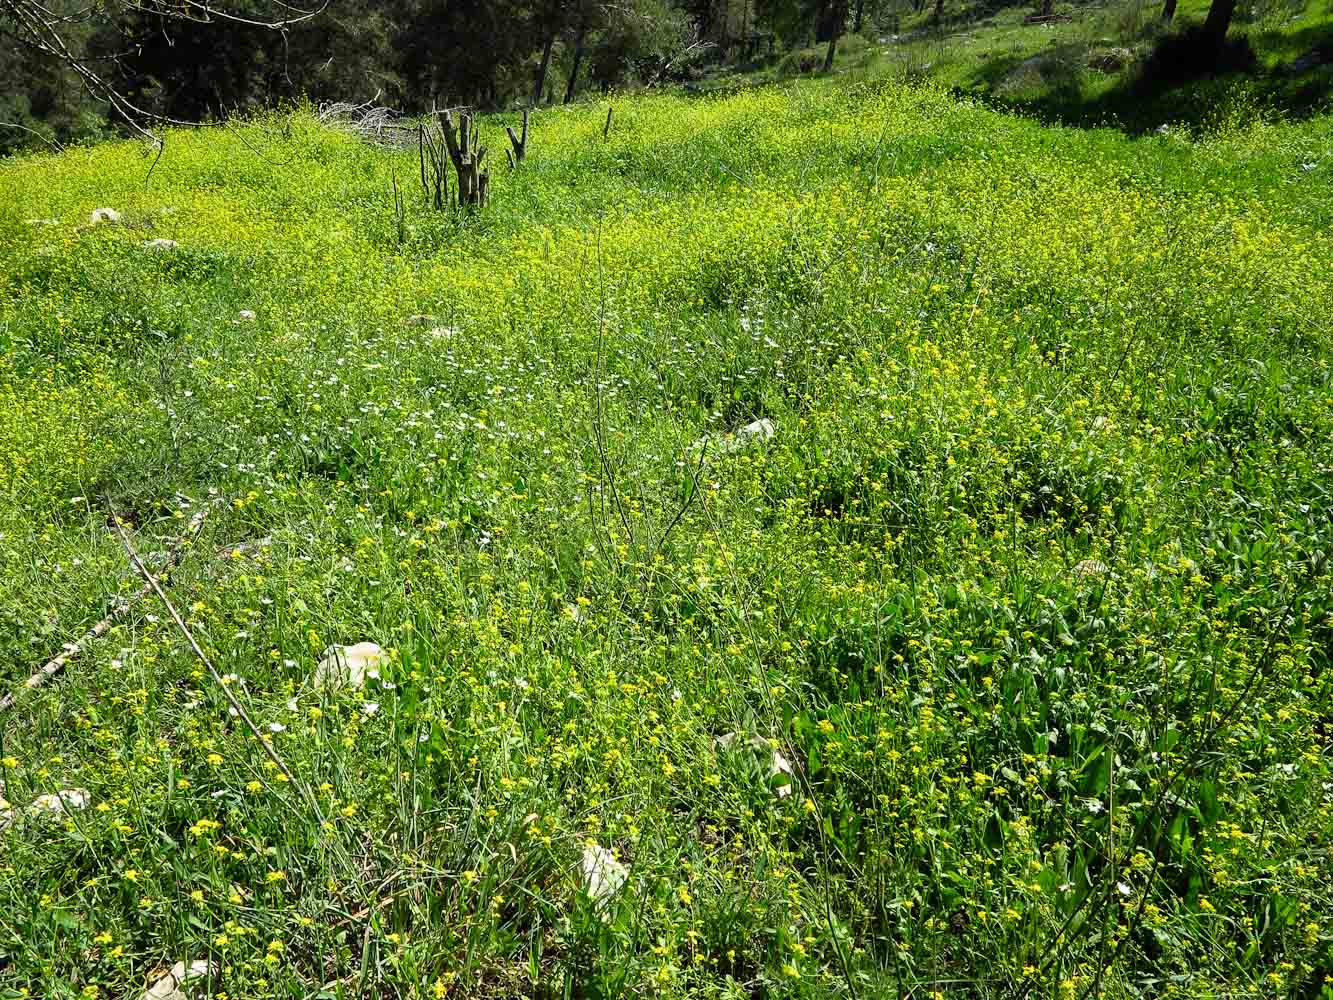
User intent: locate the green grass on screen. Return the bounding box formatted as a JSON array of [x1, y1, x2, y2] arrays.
[[0, 72, 1331, 998], [742, 0, 1333, 134]]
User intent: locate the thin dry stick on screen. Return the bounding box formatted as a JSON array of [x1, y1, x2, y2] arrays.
[[0, 504, 213, 712], [111, 511, 327, 827]]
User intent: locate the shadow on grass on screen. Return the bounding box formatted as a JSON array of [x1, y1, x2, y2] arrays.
[[955, 20, 1333, 134]]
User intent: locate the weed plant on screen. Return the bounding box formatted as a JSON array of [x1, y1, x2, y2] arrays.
[[0, 76, 1330, 998]]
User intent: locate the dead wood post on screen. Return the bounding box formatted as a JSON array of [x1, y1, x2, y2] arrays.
[[392, 172, 406, 245], [505, 108, 530, 169], [418, 122, 449, 210], [603, 106, 614, 141], [440, 109, 489, 209]]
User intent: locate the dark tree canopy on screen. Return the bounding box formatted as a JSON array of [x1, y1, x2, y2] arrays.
[[0, 0, 1254, 153]]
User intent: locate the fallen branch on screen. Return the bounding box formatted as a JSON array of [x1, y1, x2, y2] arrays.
[[0, 503, 213, 712], [110, 507, 327, 827]]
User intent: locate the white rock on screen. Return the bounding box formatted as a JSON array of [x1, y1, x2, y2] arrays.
[[314, 642, 386, 690], [716, 732, 794, 797], [1072, 559, 1109, 580], [736, 417, 775, 442], [581, 843, 628, 909], [28, 788, 91, 818], [237, 309, 257, 322], [404, 314, 436, 326], [769, 747, 795, 798], [143, 959, 217, 1000], [699, 417, 777, 457], [144, 238, 179, 251], [89, 207, 121, 225]]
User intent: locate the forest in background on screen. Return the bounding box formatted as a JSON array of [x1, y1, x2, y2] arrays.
[[2, 0, 909, 154]]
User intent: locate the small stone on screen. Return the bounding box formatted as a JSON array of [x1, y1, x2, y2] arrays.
[[314, 642, 386, 690], [1087, 47, 1134, 72], [144, 238, 179, 251], [581, 843, 628, 909], [736, 417, 775, 442], [1072, 559, 1109, 580], [716, 732, 794, 797], [28, 788, 91, 817], [404, 314, 436, 326], [89, 207, 121, 225], [238, 310, 257, 321], [143, 959, 217, 1000], [702, 417, 777, 457]]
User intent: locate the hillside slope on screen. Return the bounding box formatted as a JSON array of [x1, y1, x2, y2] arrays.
[[1, 80, 1331, 998]]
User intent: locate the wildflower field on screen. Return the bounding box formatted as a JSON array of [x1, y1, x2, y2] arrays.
[[0, 77, 1331, 999]]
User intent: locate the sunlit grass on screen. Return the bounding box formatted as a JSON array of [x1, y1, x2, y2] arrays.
[[0, 75, 1330, 998]]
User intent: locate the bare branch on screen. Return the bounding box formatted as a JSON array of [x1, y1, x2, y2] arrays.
[[0, 0, 330, 147], [110, 506, 329, 828]]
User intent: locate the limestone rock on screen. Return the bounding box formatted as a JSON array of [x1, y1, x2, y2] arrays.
[[1072, 559, 1109, 580], [1087, 47, 1134, 72], [716, 732, 794, 798], [314, 642, 386, 690], [144, 238, 179, 251], [700, 417, 777, 457], [89, 208, 121, 225], [238, 309, 257, 321], [143, 960, 217, 1000], [29, 788, 90, 817], [581, 843, 628, 908]]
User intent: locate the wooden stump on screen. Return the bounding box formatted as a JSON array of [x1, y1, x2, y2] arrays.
[[505, 108, 530, 169], [440, 109, 489, 209]]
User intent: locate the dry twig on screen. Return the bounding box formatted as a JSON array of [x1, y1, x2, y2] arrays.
[[0, 503, 213, 712], [110, 509, 327, 827]]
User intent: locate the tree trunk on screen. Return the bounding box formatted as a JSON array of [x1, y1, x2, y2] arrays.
[[1041, 0, 1053, 17], [532, 28, 555, 107], [934, 0, 945, 24], [853, 0, 866, 32], [1162, 0, 1177, 18], [1202, 0, 1236, 40], [823, 0, 846, 70], [564, 17, 588, 104]]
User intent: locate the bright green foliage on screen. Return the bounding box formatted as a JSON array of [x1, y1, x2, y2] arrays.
[[0, 77, 1330, 998]]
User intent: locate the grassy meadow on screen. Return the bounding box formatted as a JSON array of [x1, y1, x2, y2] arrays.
[[0, 72, 1331, 999]]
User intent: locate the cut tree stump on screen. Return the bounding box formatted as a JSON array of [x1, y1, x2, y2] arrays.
[[439, 109, 489, 209], [505, 109, 530, 169]]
